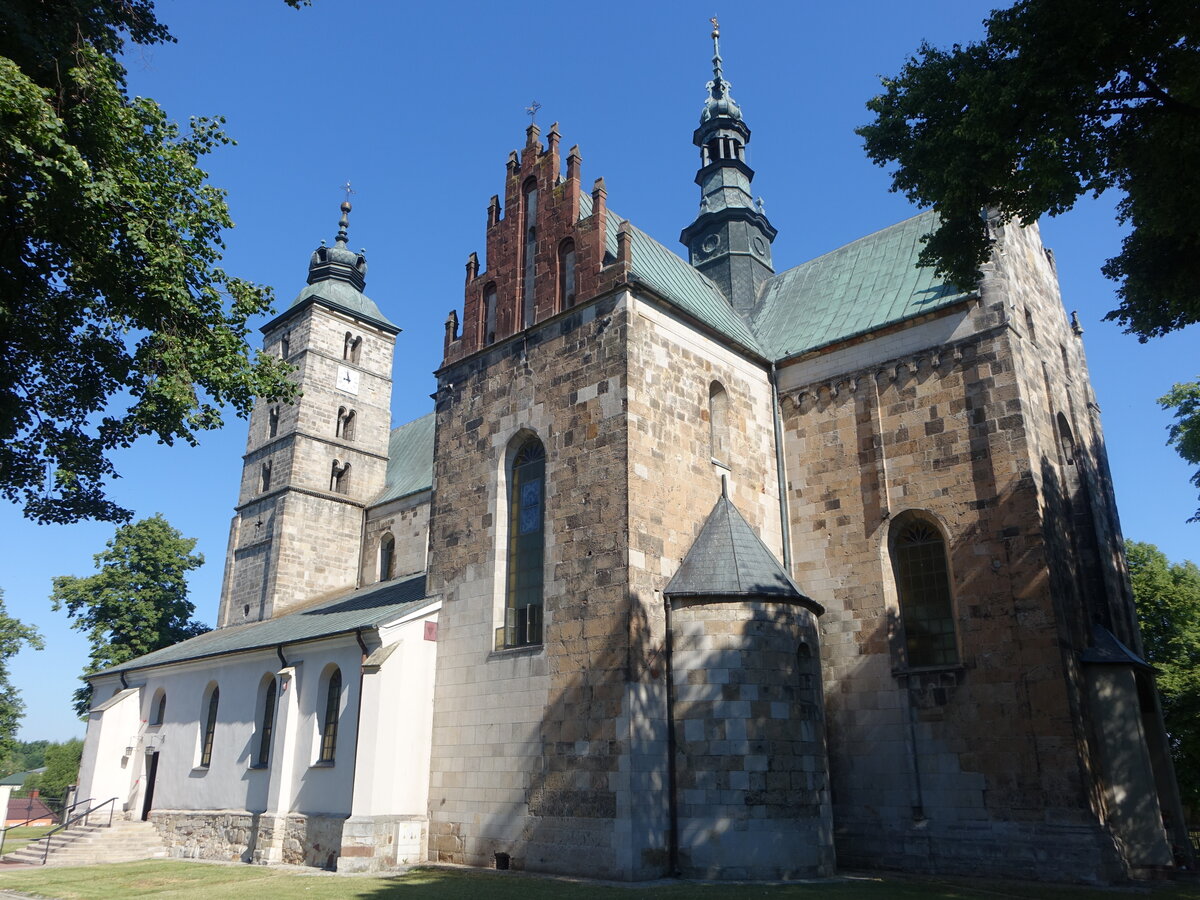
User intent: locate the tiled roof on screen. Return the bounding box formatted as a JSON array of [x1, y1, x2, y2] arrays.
[[372, 412, 436, 505], [747, 210, 973, 361], [665, 494, 819, 611], [96, 574, 433, 677]]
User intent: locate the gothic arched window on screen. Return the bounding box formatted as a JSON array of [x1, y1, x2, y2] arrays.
[[504, 437, 545, 648], [150, 689, 166, 726], [318, 668, 342, 764], [483, 284, 498, 346], [521, 179, 538, 328], [256, 677, 276, 768], [260, 461, 272, 493], [199, 685, 219, 768], [558, 240, 577, 309], [379, 533, 395, 582], [331, 460, 350, 494], [268, 405, 279, 439], [709, 381, 730, 466], [344, 332, 362, 364], [336, 407, 356, 441], [891, 513, 958, 668]]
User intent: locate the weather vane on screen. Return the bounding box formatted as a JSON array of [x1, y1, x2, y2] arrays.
[[525, 100, 542, 124], [710, 16, 719, 37]]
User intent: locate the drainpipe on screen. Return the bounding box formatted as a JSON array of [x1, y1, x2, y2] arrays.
[[769, 362, 792, 569], [347, 629, 369, 823], [662, 593, 680, 877]]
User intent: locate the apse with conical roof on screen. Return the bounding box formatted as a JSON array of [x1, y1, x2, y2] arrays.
[[680, 19, 777, 314]]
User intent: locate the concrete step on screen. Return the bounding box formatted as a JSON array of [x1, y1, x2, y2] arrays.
[[3, 819, 168, 867]]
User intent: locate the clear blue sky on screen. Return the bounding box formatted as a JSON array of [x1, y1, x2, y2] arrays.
[[2, 1, 1195, 742]]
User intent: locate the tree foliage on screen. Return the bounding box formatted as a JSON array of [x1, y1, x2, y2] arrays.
[[1160, 381, 1200, 521], [0, 0, 302, 524], [858, 0, 1200, 340], [50, 515, 209, 716], [21, 739, 84, 800], [1126, 540, 1200, 812], [0, 591, 44, 764]]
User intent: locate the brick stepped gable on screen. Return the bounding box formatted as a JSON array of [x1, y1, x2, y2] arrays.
[[3, 819, 167, 866]]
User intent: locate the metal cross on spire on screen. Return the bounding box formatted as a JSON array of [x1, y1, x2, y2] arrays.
[[339, 180, 356, 204], [525, 100, 543, 124]]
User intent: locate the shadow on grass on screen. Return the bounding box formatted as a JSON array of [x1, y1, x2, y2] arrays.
[[1, 862, 1199, 900]]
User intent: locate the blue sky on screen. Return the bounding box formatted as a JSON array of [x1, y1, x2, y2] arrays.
[[2, 1, 1195, 742]]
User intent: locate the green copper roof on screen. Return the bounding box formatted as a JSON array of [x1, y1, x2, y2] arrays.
[[575, 192, 765, 356], [372, 411, 436, 505], [95, 574, 433, 678], [747, 210, 973, 361], [289, 279, 398, 332]]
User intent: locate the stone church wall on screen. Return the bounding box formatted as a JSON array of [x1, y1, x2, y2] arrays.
[[427, 292, 633, 878], [151, 810, 345, 869], [779, 255, 1125, 878], [362, 491, 430, 583]]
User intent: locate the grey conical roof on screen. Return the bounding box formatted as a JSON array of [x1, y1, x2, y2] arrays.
[[665, 493, 820, 612]]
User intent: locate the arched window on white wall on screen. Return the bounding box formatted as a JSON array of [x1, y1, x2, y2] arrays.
[[317, 667, 342, 765], [255, 676, 276, 768], [149, 689, 166, 726], [199, 684, 219, 768]]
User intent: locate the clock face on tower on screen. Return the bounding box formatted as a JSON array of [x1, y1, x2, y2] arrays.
[[336, 365, 360, 395]]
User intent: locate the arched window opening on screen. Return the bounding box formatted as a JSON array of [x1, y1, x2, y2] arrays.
[[709, 381, 730, 466], [260, 461, 272, 493], [1024, 308, 1037, 345], [1056, 413, 1077, 466], [200, 685, 219, 768], [343, 332, 362, 364], [891, 514, 958, 669], [483, 284, 498, 345], [256, 677, 277, 768], [336, 407, 357, 441], [280, 334, 290, 359], [521, 179, 538, 328], [558, 240, 577, 309], [504, 437, 546, 648], [268, 406, 279, 439], [331, 460, 351, 494], [318, 668, 342, 764], [379, 533, 395, 582], [150, 690, 166, 726]]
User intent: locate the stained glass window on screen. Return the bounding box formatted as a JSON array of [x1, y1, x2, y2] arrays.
[[505, 439, 545, 647]]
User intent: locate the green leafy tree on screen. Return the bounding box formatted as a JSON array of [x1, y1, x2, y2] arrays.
[[0, 0, 305, 525], [50, 515, 209, 716], [1160, 381, 1200, 521], [858, 1, 1200, 520], [1126, 540, 1200, 813], [0, 592, 43, 764], [22, 740, 84, 800]]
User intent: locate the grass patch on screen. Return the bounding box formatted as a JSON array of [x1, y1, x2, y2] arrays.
[[1, 825, 54, 855], [0, 861, 1197, 900]]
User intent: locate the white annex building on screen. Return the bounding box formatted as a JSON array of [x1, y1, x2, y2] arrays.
[[77, 29, 1191, 883]]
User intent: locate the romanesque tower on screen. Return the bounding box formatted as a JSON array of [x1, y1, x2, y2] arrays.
[[679, 19, 777, 312], [217, 204, 399, 626]]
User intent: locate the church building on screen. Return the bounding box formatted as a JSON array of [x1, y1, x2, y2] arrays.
[[75, 25, 1191, 883]]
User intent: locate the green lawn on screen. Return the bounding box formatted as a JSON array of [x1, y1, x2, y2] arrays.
[[0, 825, 54, 856], [0, 862, 1197, 900]]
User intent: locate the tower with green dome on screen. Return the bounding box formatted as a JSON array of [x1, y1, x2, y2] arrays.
[[217, 202, 400, 625]]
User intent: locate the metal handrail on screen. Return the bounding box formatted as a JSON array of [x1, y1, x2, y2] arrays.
[[0, 794, 75, 856], [37, 797, 116, 865]]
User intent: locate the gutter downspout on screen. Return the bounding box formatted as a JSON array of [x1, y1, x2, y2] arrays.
[[662, 593, 680, 877], [346, 628, 370, 830], [769, 362, 792, 569]]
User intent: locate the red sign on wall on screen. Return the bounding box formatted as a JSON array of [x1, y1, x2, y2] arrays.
[[424, 621, 438, 642]]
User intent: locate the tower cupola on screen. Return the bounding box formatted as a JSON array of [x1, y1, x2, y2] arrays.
[[680, 18, 777, 313], [308, 201, 368, 291]]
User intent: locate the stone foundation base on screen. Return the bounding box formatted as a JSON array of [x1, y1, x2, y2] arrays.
[[149, 810, 346, 869], [835, 819, 1126, 884], [336, 815, 427, 873]]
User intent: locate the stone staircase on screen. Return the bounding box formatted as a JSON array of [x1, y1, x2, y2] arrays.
[[3, 819, 168, 866]]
